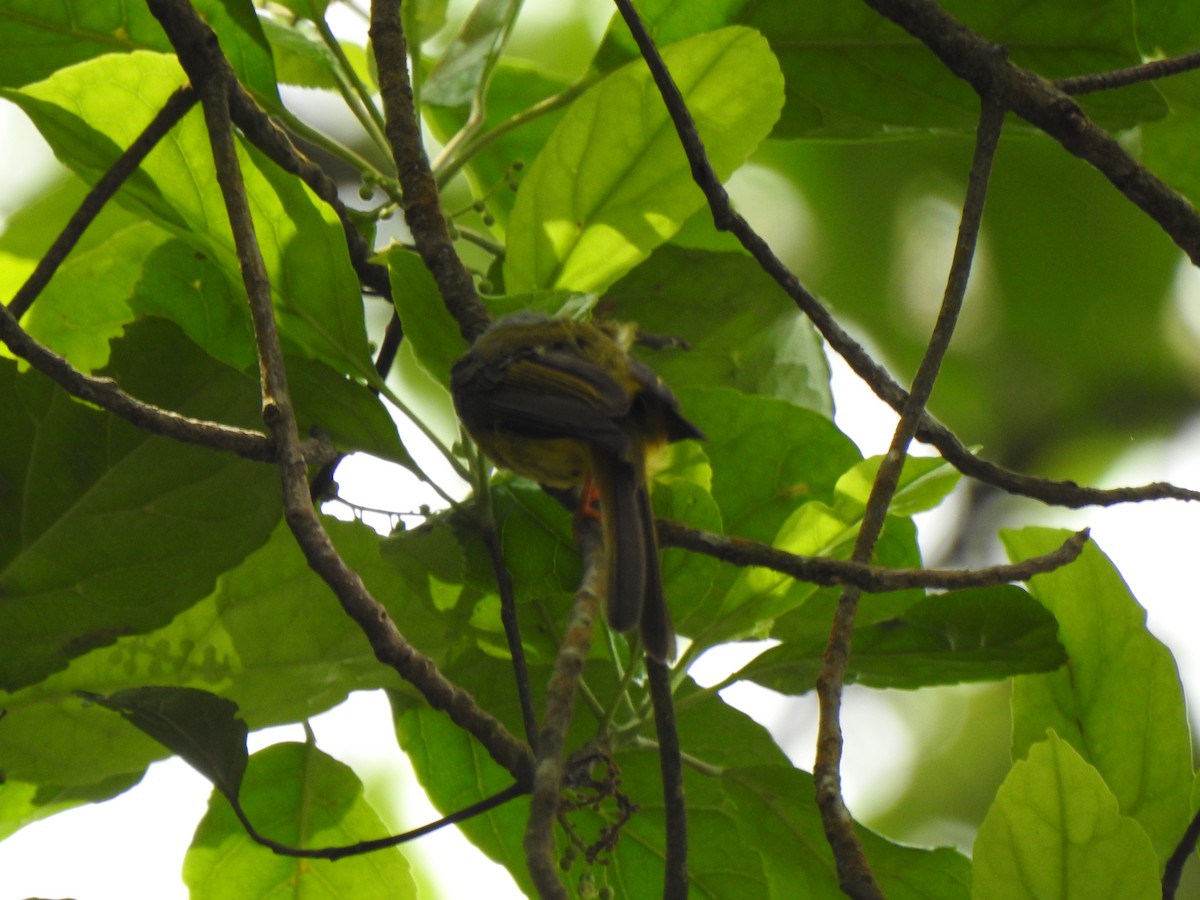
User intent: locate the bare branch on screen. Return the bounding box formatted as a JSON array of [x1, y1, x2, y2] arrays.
[[1057, 51, 1200, 96], [524, 519, 605, 899], [369, 0, 490, 342], [0, 298, 293, 462], [659, 522, 1089, 593], [813, 100, 1004, 898], [1163, 807, 1200, 900], [146, 0, 533, 786], [861, 0, 1200, 266], [230, 781, 525, 861]]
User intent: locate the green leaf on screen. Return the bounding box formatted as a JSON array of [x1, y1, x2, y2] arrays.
[[737, 586, 1065, 694], [183, 742, 417, 898], [746, 0, 1164, 138], [973, 733, 1159, 900], [0, 319, 281, 690], [668, 388, 860, 645], [260, 16, 343, 90], [270, 0, 333, 19], [0, 770, 143, 843], [678, 388, 857, 541], [594, 0, 752, 69], [833, 453, 961, 519], [604, 245, 832, 413], [423, 0, 521, 108], [128, 237, 257, 370], [386, 246, 468, 389], [286, 357, 414, 467], [0, 516, 415, 830], [503, 26, 784, 293], [1136, 1, 1200, 55], [20, 220, 168, 371], [82, 686, 248, 800], [1002, 528, 1192, 862], [0, 0, 279, 103], [6, 51, 376, 383]]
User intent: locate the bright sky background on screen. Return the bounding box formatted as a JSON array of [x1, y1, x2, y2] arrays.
[[5, 4, 1200, 895]]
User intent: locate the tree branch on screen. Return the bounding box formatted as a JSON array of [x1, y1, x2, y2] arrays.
[[0, 296, 298, 462], [369, 0, 490, 343], [659, 522, 1089, 593], [813, 99, 1004, 898], [861, 0, 1200, 266], [1162, 806, 1200, 900], [1057, 50, 1200, 96], [230, 781, 526, 861], [146, 0, 533, 787], [524, 519, 605, 899]]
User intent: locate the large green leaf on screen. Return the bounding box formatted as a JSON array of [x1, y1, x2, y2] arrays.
[[666, 388, 862, 645], [973, 733, 1159, 900], [0, 319, 281, 690], [1002, 528, 1192, 862], [260, 16, 372, 93], [504, 26, 784, 293], [595, 0, 751, 69], [0, 516, 414, 835], [604, 245, 832, 414], [5, 51, 375, 383], [737, 586, 1065, 694], [596, 0, 1163, 136], [184, 742, 417, 898], [0, 0, 279, 103]]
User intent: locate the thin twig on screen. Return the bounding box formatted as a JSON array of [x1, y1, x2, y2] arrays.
[[313, 12, 391, 152], [1057, 51, 1200, 96], [0, 298, 299, 462], [369, 0, 490, 343], [647, 658, 687, 899], [813, 99, 1004, 899], [524, 520, 604, 900], [229, 781, 525, 860], [659, 522, 1089, 593], [434, 77, 597, 186], [477, 467, 539, 748], [7, 85, 199, 320], [147, 0, 532, 786]]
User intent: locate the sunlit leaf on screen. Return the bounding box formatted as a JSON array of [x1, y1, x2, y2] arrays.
[[504, 26, 784, 293], [1003, 528, 1192, 861], [974, 733, 1158, 900], [184, 742, 417, 897]]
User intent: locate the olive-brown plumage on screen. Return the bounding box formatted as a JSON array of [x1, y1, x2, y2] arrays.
[[450, 314, 703, 661]]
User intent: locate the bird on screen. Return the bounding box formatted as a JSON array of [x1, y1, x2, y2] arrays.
[[450, 313, 704, 661]]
